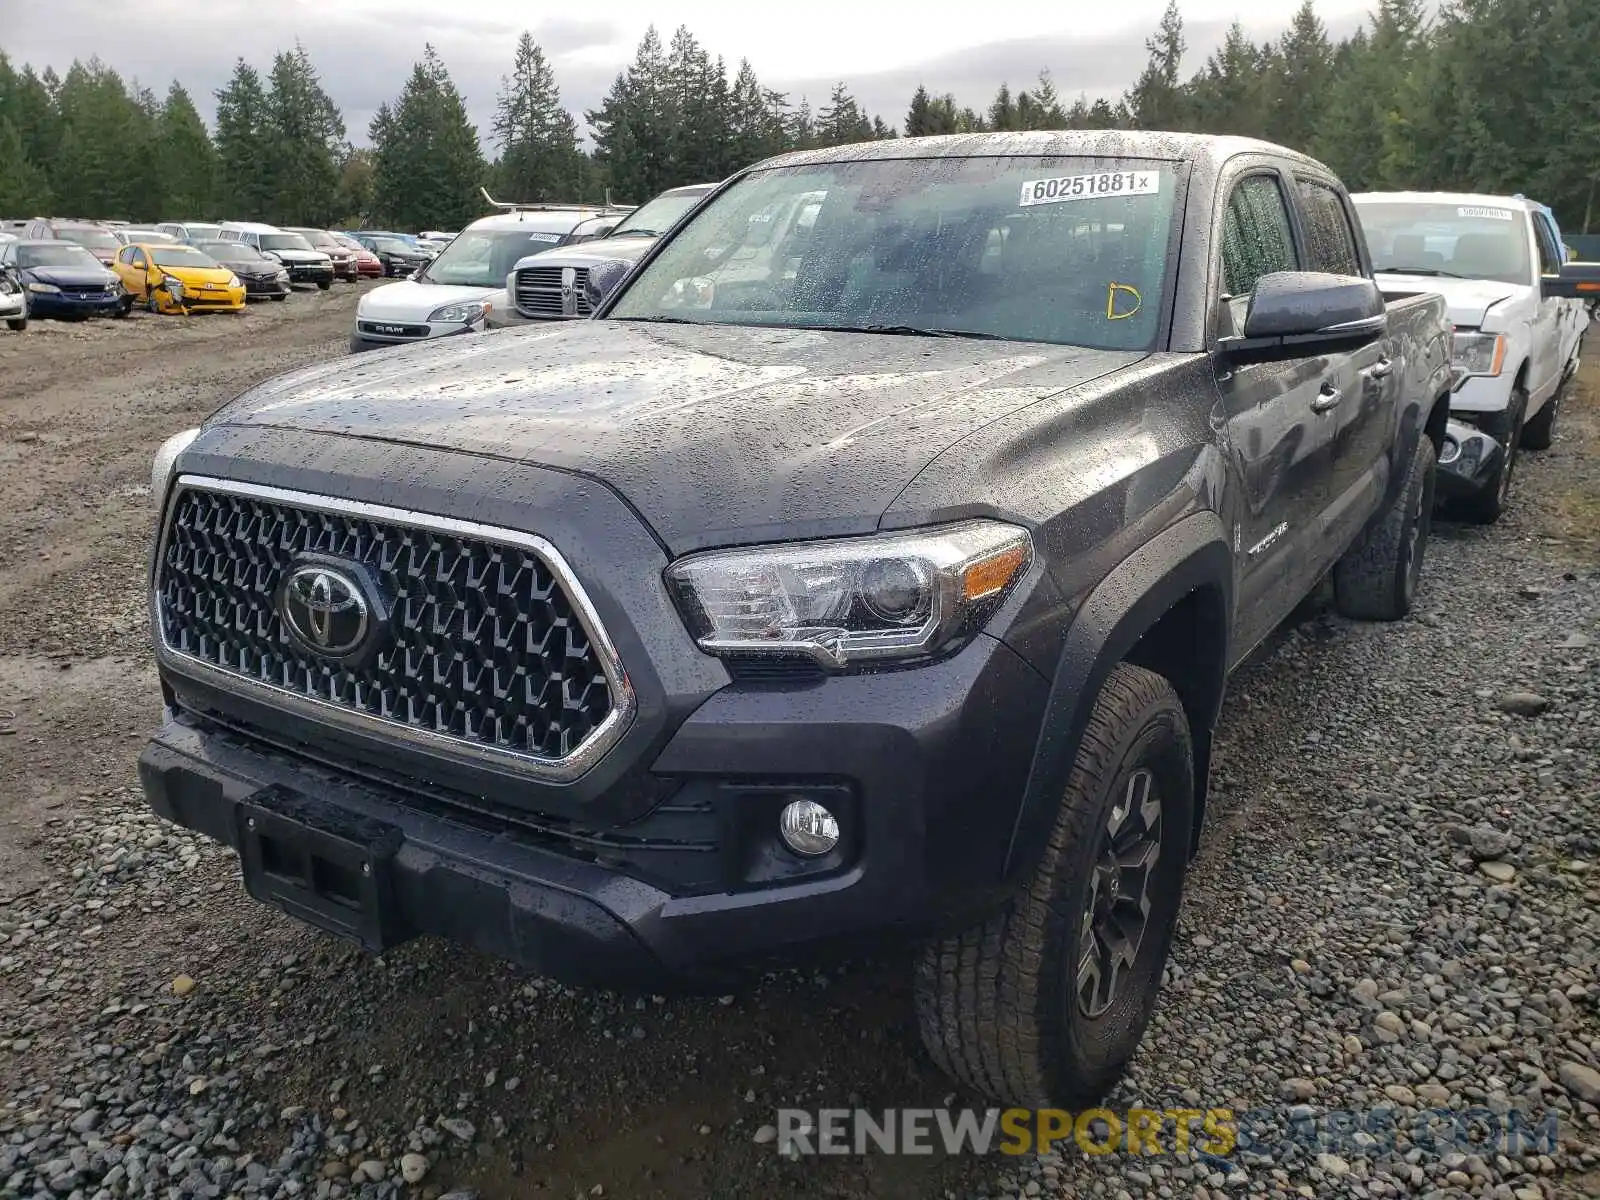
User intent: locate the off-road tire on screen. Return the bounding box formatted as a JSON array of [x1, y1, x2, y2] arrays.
[[317, 279, 332, 291], [914, 663, 1193, 1107], [1461, 387, 1525, 524], [1333, 434, 1436, 621]]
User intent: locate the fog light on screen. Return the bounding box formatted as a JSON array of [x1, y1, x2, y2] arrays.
[[778, 799, 840, 857], [1439, 435, 1461, 465]]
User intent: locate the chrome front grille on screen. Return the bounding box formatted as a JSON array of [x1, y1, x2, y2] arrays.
[[153, 478, 633, 780], [513, 265, 591, 319]]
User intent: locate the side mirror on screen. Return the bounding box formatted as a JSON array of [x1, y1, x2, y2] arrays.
[[1222, 271, 1387, 359], [1540, 261, 1600, 300], [584, 259, 632, 311]]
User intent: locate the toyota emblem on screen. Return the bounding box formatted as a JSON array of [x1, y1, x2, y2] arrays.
[[280, 564, 370, 657]]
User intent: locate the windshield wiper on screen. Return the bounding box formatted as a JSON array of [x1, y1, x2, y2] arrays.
[[810, 323, 1011, 341], [1378, 266, 1465, 278]]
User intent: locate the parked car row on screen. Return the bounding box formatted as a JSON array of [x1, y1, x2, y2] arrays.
[[0, 216, 391, 329]]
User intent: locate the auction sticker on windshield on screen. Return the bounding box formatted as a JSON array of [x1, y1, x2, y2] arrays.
[[1457, 206, 1514, 221], [1019, 171, 1159, 207]]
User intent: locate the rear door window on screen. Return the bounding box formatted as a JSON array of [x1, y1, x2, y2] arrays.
[[1295, 179, 1362, 275]]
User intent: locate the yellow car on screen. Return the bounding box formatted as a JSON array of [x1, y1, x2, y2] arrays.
[[113, 242, 246, 314]]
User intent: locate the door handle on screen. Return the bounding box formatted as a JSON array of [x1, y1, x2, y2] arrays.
[[1311, 384, 1342, 413], [1366, 357, 1394, 379]]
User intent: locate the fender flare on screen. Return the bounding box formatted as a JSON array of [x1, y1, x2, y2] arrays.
[[1001, 512, 1233, 880]]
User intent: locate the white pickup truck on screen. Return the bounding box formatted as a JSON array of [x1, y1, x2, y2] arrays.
[[1353, 191, 1590, 521]]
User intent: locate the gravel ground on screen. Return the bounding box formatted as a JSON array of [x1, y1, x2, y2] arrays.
[[0, 300, 1595, 1200]]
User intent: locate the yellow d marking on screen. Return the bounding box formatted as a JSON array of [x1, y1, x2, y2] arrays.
[[1106, 282, 1142, 320]]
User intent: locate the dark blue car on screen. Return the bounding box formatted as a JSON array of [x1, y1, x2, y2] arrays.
[[0, 240, 129, 319]]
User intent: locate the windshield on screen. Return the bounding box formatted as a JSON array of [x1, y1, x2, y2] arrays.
[[57, 227, 121, 252], [419, 229, 570, 287], [292, 229, 340, 249], [125, 230, 178, 243], [183, 224, 222, 240], [260, 233, 314, 253], [17, 243, 102, 269], [333, 233, 364, 251], [197, 240, 264, 262], [370, 237, 414, 254], [609, 157, 1180, 350], [609, 191, 708, 239], [150, 246, 219, 268], [1356, 201, 1532, 286]]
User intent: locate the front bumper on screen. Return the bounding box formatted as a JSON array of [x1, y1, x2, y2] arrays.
[[285, 263, 335, 284], [0, 291, 23, 317], [350, 317, 484, 351], [241, 275, 290, 299], [1437, 420, 1505, 500], [26, 290, 121, 317], [142, 627, 1046, 984]]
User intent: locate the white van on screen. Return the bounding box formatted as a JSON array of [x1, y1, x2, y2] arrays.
[[350, 206, 618, 352], [217, 222, 335, 290]]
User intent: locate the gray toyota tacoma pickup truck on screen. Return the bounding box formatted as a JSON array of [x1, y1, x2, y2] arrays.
[[142, 132, 1457, 1106]]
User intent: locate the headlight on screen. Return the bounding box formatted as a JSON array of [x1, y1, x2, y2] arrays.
[[429, 300, 490, 323], [227, 274, 241, 289], [27, 282, 61, 294], [666, 520, 1033, 669], [1452, 331, 1505, 377], [151, 428, 200, 497], [276, 269, 290, 281]]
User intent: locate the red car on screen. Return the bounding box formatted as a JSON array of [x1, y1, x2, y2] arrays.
[[333, 233, 384, 279]]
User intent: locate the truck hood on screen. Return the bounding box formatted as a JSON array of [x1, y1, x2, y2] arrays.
[[514, 235, 657, 272], [1376, 272, 1530, 328], [273, 249, 332, 266], [358, 280, 495, 321], [207, 320, 1144, 552]]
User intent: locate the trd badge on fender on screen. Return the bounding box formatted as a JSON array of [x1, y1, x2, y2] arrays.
[[280, 565, 370, 657]]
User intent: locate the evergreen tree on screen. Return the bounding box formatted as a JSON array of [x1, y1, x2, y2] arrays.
[[663, 27, 728, 186], [588, 27, 671, 202], [153, 83, 215, 217], [1262, 0, 1334, 153], [262, 45, 345, 225], [905, 85, 936, 137], [214, 60, 273, 216], [988, 84, 1018, 132], [492, 32, 584, 201], [1188, 22, 1265, 137], [51, 59, 154, 218], [816, 83, 873, 147], [0, 117, 51, 213], [1126, 0, 1188, 130], [1312, 0, 1429, 189], [371, 47, 485, 230]]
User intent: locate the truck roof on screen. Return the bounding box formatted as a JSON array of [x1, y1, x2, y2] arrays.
[[1350, 190, 1539, 212], [753, 130, 1328, 173]]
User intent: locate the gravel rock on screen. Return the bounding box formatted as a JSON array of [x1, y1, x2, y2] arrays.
[[1558, 1060, 1600, 1104], [400, 1152, 430, 1183], [1495, 690, 1552, 716]]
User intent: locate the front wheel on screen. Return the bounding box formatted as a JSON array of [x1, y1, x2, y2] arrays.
[[5, 317, 25, 332], [1461, 388, 1525, 524], [317, 279, 331, 291], [915, 663, 1193, 1107]]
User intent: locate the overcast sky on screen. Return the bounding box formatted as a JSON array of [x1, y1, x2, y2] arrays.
[[9, 0, 1377, 148]]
